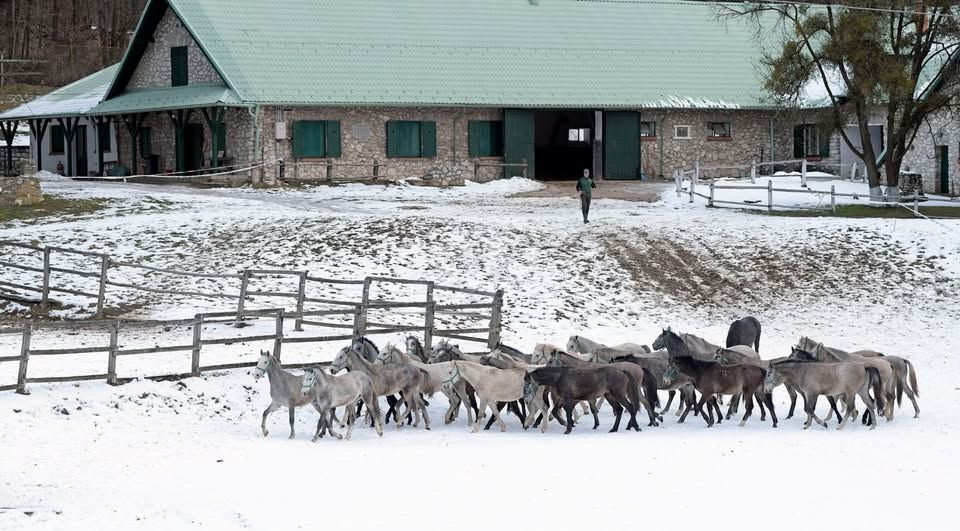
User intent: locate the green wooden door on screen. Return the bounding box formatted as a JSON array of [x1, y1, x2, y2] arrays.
[[941, 145, 950, 193], [504, 109, 535, 178], [184, 123, 204, 171], [604, 112, 641, 180]]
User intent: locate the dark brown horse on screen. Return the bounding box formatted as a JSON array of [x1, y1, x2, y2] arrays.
[[667, 355, 777, 427], [525, 366, 642, 434]]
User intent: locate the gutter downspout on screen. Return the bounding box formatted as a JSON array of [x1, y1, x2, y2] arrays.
[[248, 104, 261, 184], [658, 115, 665, 179]]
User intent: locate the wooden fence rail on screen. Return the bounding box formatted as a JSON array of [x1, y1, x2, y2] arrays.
[[0, 240, 506, 394]]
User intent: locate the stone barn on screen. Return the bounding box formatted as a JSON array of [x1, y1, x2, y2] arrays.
[[0, 0, 841, 184]]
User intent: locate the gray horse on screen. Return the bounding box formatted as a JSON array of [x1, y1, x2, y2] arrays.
[[301, 367, 383, 441], [253, 350, 323, 439], [764, 361, 881, 430], [405, 336, 430, 363], [351, 336, 381, 363], [330, 346, 431, 429], [377, 343, 474, 425], [797, 337, 896, 421]]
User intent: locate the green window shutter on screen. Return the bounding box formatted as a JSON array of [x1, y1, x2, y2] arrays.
[[171, 46, 189, 87], [793, 125, 804, 159], [420, 121, 437, 158], [468, 121, 482, 157], [818, 127, 830, 158], [325, 120, 341, 158], [50, 125, 65, 154], [386, 121, 399, 158], [293, 121, 327, 158], [215, 121, 226, 155], [140, 127, 152, 157]]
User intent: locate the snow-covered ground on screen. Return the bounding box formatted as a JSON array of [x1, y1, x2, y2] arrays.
[[1, 175, 958, 530]]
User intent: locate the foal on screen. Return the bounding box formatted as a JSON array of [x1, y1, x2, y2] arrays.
[[525, 366, 643, 434], [668, 355, 777, 428], [253, 350, 324, 439]]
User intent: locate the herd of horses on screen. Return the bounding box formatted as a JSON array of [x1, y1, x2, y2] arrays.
[[253, 316, 920, 441]]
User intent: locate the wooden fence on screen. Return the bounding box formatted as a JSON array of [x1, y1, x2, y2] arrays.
[[0, 240, 505, 394]]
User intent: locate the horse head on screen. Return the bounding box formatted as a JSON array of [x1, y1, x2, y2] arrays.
[[565, 335, 579, 353], [301, 368, 318, 394], [652, 327, 672, 351], [662, 364, 679, 386], [253, 350, 273, 379], [329, 346, 353, 373], [762, 366, 781, 393]]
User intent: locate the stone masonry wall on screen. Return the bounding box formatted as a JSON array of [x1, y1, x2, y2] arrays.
[[128, 8, 224, 89], [901, 108, 960, 195], [636, 109, 835, 179], [260, 106, 505, 183], [116, 107, 255, 175], [0, 175, 42, 206]]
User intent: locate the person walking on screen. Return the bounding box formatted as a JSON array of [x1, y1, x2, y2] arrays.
[[576, 168, 596, 223]]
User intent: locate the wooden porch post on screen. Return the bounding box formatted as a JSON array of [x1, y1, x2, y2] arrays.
[[200, 107, 224, 169], [168, 109, 193, 173], [56, 116, 80, 176], [28, 118, 49, 172], [121, 114, 145, 175], [0, 120, 18, 176], [92, 116, 109, 176]]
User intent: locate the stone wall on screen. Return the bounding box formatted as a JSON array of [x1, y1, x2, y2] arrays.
[[128, 8, 224, 89], [116, 107, 256, 176], [261, 106, 505, 183], [0, 175, 42, 206], [901, 108, 960, 195]]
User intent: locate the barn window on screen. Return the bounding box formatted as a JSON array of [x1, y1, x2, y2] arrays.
[[673, 125, 691, 140], [793, 124, 830, 158], [171, 46, 189, 87], [468, 120, 504, 157], [640, 121, 657, 138], [293, 120, 341, 158], [707, 122, 732, 138], [386, 120, 436, 158], [568, 128, 589, 142], [50, 124, 65, 154]]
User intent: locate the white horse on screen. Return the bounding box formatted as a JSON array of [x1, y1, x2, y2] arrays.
[[439, 361, 526, 433], [301, 367, 383, 441]]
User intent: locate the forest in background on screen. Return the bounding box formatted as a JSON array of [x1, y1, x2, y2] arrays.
[[1, 0, 146, 109]]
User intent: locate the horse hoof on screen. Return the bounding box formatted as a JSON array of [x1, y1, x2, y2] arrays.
[[311, 436, 319, 442], [262, 431, 269, 437], [288, 434, 295, 440]]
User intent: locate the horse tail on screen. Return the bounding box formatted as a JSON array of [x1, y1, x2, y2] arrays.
[[895, 366, 904, 407], [866, 367, 883, 412], [419, 369, 435, 398], [624, 370, 642, 413], [725, 322, 738, 349], [641, 368, 660, 409], [904, 359, 919, 397]]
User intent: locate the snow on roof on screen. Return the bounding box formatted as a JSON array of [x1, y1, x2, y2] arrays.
[[0, 64, 118, 121]]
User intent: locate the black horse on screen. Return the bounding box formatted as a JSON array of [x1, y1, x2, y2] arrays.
[[526, 366, 642, 434], [726, 316, 762, 352]]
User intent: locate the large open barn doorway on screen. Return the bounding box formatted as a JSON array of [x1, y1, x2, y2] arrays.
[[534, 110, 594, 180]]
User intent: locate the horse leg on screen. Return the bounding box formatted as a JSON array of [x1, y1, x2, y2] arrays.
[[756, 391, 768, 421], [484, 402, 505, 431], [725, 394, 739, 420], [261, 401, 280, 437], [697, 393, 714, 427], [786, 383, 798, 419], [287, 400, 297, 439], [802, 394, 817, 430], [471, 398, 490, 433], [418, 393, 430, 430], [764, 392, 778, 427], [710, 397, 723, 424], [836, 394, 855, 430], [508, 400, 526, 424], [490, 401, 508, 432], [661, 390, 675, 415], [607, 396, 625, 433], [312, 413, 325, 442], [344, 404, 357, 440], [904, 385, 920, 418], [563, 403, 577, 434], [383, 394, 398, 425], [589, 399, 601, 429], [857, 389, 878, 431], [738, 390, 757, 427], [825, 396, 842, 423]]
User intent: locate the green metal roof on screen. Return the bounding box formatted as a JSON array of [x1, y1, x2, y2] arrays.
[[0, 64, 119, 121], [88, 85, 242, 115], [155, 0, 781, 109]]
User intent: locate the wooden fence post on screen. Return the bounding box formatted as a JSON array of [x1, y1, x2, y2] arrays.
[[16, 325, 31, 395], [800, 158, 808, 187], [355, 277, 371, 338], [831, 185, 837, 213], [708, 182, 715, 207], [191, 315, 202, 376], [521, 159, 528, 179], [273, 309, 284, 359], [767, 179, 773, 212], [351, 305, 365, 341], [107, 321, 120, 385], [694, 159, 700, 186], [750, 160, 757, 184], [487, 289, 504, 350], [235, 270, 250, 327], [41, 247, 51, 309], [294, 272, 307, 332], [474, 162, 479, 181], [95, 255, 109, 318], [424, 282, 435, 352], [674, 170, 681, 197], [689, 179, 695, 203]]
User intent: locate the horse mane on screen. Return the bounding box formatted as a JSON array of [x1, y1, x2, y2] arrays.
[[680, 333, 721, 354]]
